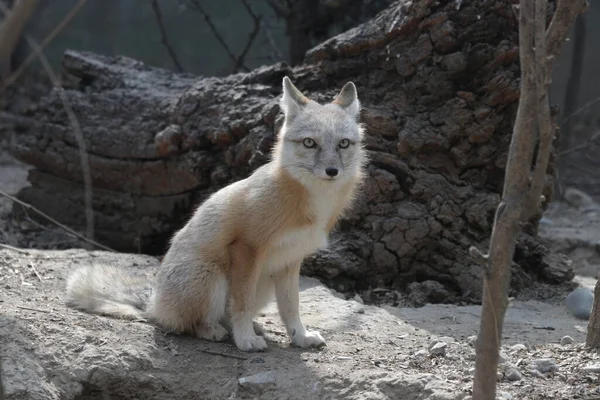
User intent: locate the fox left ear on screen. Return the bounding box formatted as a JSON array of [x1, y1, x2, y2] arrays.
[[333, 82, 360, 119], [281, 76, 309, 122]]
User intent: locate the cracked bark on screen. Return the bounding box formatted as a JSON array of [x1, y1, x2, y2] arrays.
[[3, 0, 574, 299]]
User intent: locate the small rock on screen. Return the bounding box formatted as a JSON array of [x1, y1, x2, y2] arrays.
[[335, 356, 352, 361], [250, 357, 265, 364], [498, 392, 513, 400], [353, 293, 364, 304], [582, 364, 600, 373], [528, 368, 546, 379], [504, 367, 523, 381], [509, 343, 527, 353], [357, 308, 365, 314], [532, 358, 559, 374], [429, 342, 448, 356], [560, 335, 575, 345], [414, 349, 428, 359], [565, 287, 594, 320], [498, 351, 509, 364], [238, 371, 276, 393], [467, 335, 477, 347], [496, 372, 503, 381], [564, 187, 596, 209]]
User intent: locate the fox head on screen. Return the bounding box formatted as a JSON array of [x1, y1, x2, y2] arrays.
[[274, 76, 366, 188]]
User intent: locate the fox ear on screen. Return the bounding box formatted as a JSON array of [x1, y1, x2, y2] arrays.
[[333, 81, 360, 119], [281, 76, 309, 122]]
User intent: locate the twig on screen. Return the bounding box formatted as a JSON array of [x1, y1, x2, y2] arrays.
[[28, 262, 43, 281], [201, 348, 248, 360], [188, 0, 249, 72], [545, 0, 589, 65], [532, 326, 555, 330], [261, 20, 285, 62], [559, 131, 600, 156], [0, 242, 29, 254], [17, 306, 51, 313], [11, 28, 97, 246], [266, 0, 291, 18], [235, 0, 262, 73], [0, 189, 114, 252], [151, 0, 184, 73], [0, 0, 87, 94], [0, 0, 39, 81]]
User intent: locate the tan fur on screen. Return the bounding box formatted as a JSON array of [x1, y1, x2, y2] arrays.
[[65, 77, 367, 352]]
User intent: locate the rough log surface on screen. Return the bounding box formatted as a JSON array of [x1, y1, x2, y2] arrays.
[[5, 0, 572, 299]]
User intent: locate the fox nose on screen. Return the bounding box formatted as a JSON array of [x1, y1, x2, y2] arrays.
[[325, 167, 338, 177]]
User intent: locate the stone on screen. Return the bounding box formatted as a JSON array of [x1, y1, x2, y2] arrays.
[[509, 344, 528, 353], [498, 351, 509, 364], [560, 335, 575, 345], [429, 342, 448, 356], [582, 364, 600, 373], [565, 287, 594, 320], [504, 367, 523, 381], [353, 294, 364, 304], [238, 371, 277, 394], [532, 358, 559, 374]]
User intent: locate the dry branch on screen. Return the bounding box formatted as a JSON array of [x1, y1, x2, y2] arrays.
[[471, 0, 587, 398], [0, 0, 86, 92], [188, 0, 249, 72], [151, 0, 184, 72], [0, 189, 113, 252], [235, 0, 262, 73], [0, 0, 38, 81]]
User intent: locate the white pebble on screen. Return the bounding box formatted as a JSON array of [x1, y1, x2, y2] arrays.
[[509, 343, 527, 353], [429, 342, 448, 356], [504, 367, 523, 381], [498, 351, 509, 364], [560, 335, 575, 345], [532, 358, 559, 374], [582, 364, 600, 373]]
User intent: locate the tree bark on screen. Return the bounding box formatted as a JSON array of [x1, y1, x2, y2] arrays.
[[586, 274, 600, 348], [471, 0, 586, 399], [3, 0, 573, 300]]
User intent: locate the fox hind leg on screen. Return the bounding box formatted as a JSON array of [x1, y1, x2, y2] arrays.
[[194, 273, 230, 342]]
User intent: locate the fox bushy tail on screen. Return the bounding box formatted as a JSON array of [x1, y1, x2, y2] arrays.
[[65, 265, 153, 321]]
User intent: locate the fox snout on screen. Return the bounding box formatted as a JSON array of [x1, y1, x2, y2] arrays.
[[315, 163, 343, 181], [325, 167, 338, 177]]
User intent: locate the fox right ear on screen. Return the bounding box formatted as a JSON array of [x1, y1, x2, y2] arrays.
[[280, 76, 309, 122]]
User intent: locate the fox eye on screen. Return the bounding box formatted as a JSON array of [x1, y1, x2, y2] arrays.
[[339, 139, 350, 149], [303, 138, 317, 148]]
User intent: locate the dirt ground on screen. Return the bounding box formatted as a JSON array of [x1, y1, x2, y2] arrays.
[[1, 144, 600, 400]]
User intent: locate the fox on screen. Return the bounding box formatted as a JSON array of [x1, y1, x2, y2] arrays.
[[65, 76, 367, 352]]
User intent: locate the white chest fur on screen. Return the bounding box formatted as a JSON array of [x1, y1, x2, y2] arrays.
[[264, 190, 336, 271], [264, 227, 328, 271]]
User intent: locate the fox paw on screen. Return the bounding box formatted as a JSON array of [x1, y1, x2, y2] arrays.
[[292, 330, 326, 348], [196, 323, 229, 342], [235, 334, 268, 352]]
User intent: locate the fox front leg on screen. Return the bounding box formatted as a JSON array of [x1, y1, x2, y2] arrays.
[[274, 261, 326, 348]]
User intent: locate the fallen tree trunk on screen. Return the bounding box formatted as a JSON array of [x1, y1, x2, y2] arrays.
[[4, 0, 573, 299]]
